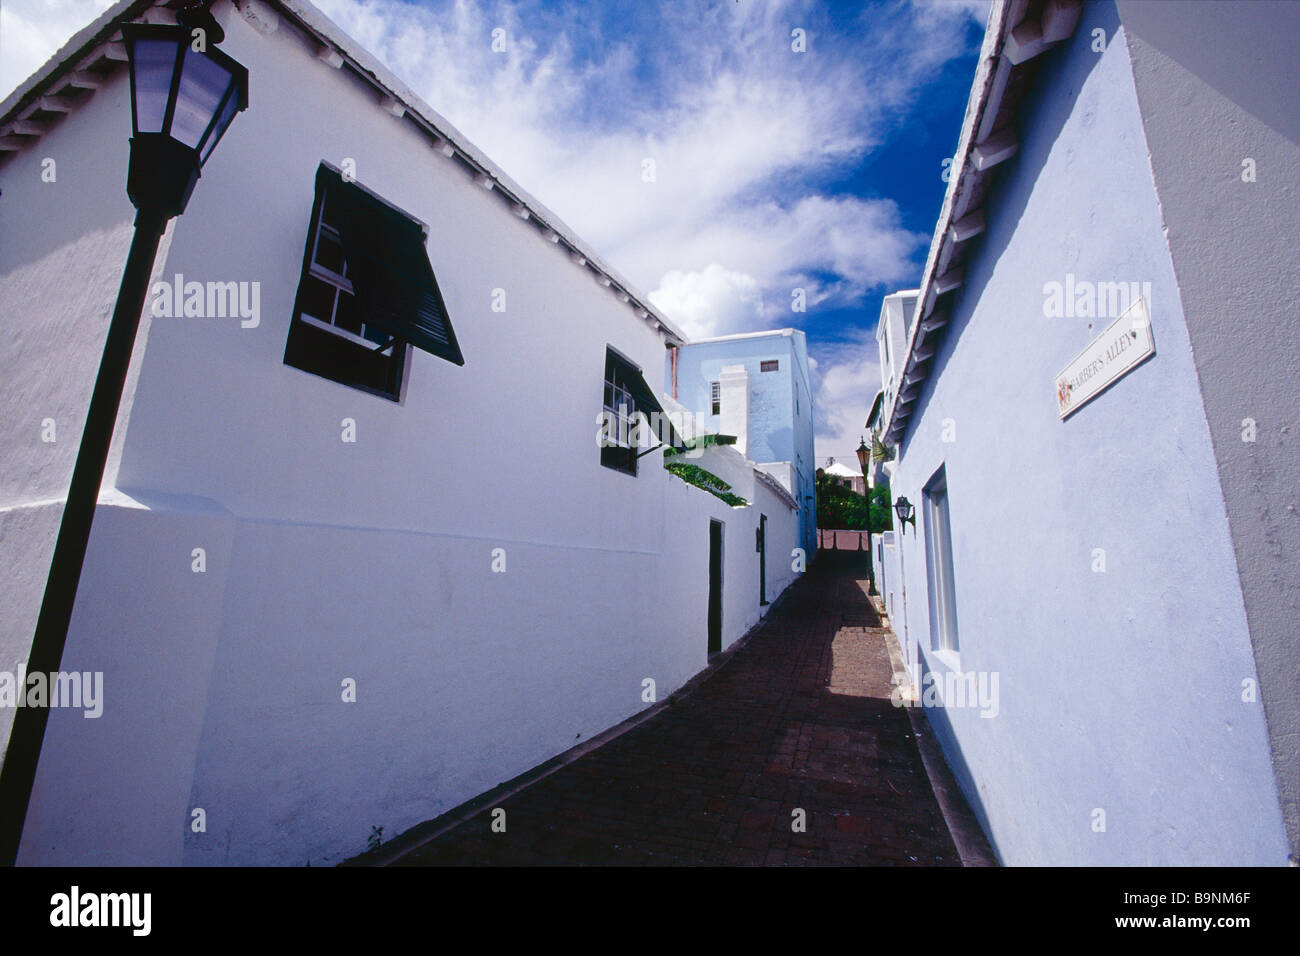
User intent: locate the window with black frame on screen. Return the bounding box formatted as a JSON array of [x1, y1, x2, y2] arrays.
[[601, 349, 641, 475], [297, 194, 391, 349], [598, 347, 688, 474], [284, 163, 463, 401]]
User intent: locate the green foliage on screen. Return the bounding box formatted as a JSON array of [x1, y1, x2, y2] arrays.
[[668, 462, 731, 491], [665, 461, 749, 507], [866, 480, 893, 532], [816, 472, 892, 532], [870, 433, 893, 465]]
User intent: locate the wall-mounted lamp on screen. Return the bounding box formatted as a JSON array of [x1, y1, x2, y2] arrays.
[[893, 496, 916, 535]]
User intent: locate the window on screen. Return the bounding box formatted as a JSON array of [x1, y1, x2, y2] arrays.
[[710, 381, 721, 416], [923, 467, 959, 655], [299, 195, 383, 347], [760, 359, 779, 373], [600, 349, 643, 475], [284, 163, 463, 401], [599, 347, 683, 476]]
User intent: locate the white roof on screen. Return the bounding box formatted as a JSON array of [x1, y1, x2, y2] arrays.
[[823, 462, 861, 479], [683, 328, 801, 346]]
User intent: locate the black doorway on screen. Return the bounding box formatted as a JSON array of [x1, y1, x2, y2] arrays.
[[758, 513, 768, 606], [708, 519, 723, 655]]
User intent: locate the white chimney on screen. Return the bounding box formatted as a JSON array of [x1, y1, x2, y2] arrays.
[[718, 364, 749, 457]]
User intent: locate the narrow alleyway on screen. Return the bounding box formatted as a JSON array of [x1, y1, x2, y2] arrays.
[[383, 551, 986, 866]]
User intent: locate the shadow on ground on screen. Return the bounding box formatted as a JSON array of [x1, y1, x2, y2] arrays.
[[383, 551, 973, 866]]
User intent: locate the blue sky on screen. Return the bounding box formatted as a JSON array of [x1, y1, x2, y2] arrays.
[[0, 0, 988, 468]]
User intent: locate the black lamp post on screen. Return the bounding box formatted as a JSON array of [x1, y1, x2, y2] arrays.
[[0, 8, 248, 865], [855, 436, 876, 594], [894, 496, 916, 535]]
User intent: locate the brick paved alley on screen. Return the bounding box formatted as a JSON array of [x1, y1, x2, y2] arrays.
[[381, 551, 990, 866]]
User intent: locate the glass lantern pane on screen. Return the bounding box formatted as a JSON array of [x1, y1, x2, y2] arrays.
[[199, 80, 241, 163], [171, 49, 234, 149], [131, 39, 180, 133]]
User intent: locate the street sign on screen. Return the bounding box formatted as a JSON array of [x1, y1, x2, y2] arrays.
[[1056, 297, 1155, 420]]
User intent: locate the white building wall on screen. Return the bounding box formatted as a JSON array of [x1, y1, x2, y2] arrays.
[[717, 365, 749, 458], [0, 0, 803, 865], [1118, 0, 1300, 864], [880, 1, 1286, 865], [876, 291, 917, 419], [669, 331, 816, 557]]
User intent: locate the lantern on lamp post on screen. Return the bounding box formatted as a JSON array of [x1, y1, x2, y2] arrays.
[[855, 436, 876, 594], [122, 16, 248, 220], [0, 5, 248, 865]]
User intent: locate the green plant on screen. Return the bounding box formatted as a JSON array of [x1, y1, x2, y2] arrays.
[[367, 825, 384, 852], [870, 432, 893, 465], [665, 461, 749, 507], [816, 471, 892, 531]]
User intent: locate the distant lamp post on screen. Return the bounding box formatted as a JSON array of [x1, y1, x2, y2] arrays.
[[894, 496, 916, 535], [0, 7, 248, 866], [855, 436, 875, 594]]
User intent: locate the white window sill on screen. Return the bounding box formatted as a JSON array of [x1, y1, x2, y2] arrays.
[[928, 647, 962, 674]]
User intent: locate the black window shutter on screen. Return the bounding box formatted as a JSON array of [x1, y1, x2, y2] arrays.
[[322, 167, 465, 367], [607, 348, 686, 452]]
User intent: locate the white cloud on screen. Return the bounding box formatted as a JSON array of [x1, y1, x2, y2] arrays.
[[0, 0, 115, 101], [311, 0, 982, 453], [0, 0, 982, 463], [810, 332, 884, 467], [645, 195, 926, 337], [312, 0, 979, 338], [649, 264, 765, 341]]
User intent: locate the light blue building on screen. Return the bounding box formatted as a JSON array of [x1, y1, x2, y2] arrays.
[[872, 0, 1298, 865], [668, 330, 817, 556]]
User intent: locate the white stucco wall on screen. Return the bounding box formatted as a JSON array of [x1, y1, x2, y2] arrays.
[[883, 1, 1287, 865], [876, 291, 917, 415], [0, 60, 145, 764], [0, 0, 802, 865], [1118, 0, 1300, 865]]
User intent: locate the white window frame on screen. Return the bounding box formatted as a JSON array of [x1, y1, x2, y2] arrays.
[[923, 467, 960, 659], [603, 380, 637, 449], [298, 196, 393, 351]]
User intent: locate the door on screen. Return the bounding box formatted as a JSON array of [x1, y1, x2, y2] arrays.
[[708, 519, 723, 655], [757, 513, 768, 606]]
